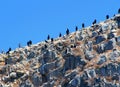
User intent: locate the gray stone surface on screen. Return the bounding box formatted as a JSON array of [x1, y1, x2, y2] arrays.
[[10, 72, 17, 79], [85, 50, 95, 60], [39, 62, 56, 74], [86, 41, 93, 51], [27, 51, 35, 59], [63, 55, 83, 71], [31, 73, 42, 87], [95, 35, 105, 44], [5, 57, 16, 64], [107, 32, 115, 39], [114, 15, 120, 28], [20, 80, 33, 87], [97, 55, 107, 65], [92, 31, 98, 37], [65, 70, 78, 80], [104, 40, 114, 50], [68, 76, 81, 87], [116, 36, 120, 46], [109, 50, 120, 60], [97, 43, 105, 53]]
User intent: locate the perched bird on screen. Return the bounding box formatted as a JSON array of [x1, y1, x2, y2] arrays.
[[47, 35, 50, 40], [27, 40, 32, 46], [8, 48, 12, 51], [29, 40, 32, 45], [18, 43, 21, 48], [106, 15, 109, 19], [45, 40, 48, 43], [82, 23, 85, 28], [59, 33, 62, 37], [66, 28, 69, 35], [118, 8, 120, 14], [92, 19, 97, 25], [75, 26, 78, 31], [6, 47, 12, 54], [51, 38, 54, 42]]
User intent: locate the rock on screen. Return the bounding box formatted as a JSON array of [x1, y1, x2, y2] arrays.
[[79, 58, 86, 67], [109, 50, 120, 60], [94, 77, 101, 86], [0, 66, 6, 74], [38, 64, 47, 75], [62, 48, 72, 57], [104, 82, 113, 87], [63, 55, 82, 71], [20, 74, 29, 81], [17, 54, 24, 62], [96, 43, 105, 54], [116, 36, 120, 42], [20, 80, 33, 87], [37, 56, 43, 63], [16, 70, 25, 78], [27, 51, 35, 59], [104, 40, 114, 51], [97, 63, 118, 77], [3, 84, 11, 87], [43, 50, 56, 58], [43, 50, 57, 63], [75, 32, 81, 41], [116, 64, 120, 74], [96, 65, 107, 76], [79, 76, 89, 87], [42, 81, 54, 87], [85, 50, 95, 61], [106, 63, 117, 76], [101, 23, 109, 32], [92, 31, 98, 37], [103, 33, 108, 39], [116, 36, 120, 46], [5, 57, 16, 64], [2, 76, 10, 83], [112, 73, 119, 80], [55, 58, 64, 68], [107, 32, 115, 39], [55, 43, 64, 51], [47, 67, 63, 81], [86, 41, 93, 51], [39, 62, 56, 75], [65, 70, 78, 80], [87, 69, 96, 78], [31, 73, 42, 87], [97, 55, 107, 65], [111, 38, 116, 47], [92, 24, 101, 31], [0, 83, 3, 87], [24, 49, 28, 54], [0, 57, 4, 62], [114, 15, 120, 28], [79, 35, 84, 41], [95, 35, 105, 44], [10, 72, 17, 79], [68, 76, 81, 87], [79, 31, 87, 40]]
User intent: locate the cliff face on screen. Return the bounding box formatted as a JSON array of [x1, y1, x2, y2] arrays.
[[0, 14, 120, 87]]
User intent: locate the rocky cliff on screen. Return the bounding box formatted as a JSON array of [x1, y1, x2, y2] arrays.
[[0, 14, 120, 87]]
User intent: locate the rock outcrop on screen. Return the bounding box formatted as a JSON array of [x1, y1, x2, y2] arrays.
[[0, 14, 120, 87]]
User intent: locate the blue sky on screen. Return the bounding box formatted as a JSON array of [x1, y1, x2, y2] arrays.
[[0, 0, 120, 52]]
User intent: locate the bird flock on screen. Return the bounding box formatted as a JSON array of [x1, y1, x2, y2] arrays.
[[1, 8, 120, 54]]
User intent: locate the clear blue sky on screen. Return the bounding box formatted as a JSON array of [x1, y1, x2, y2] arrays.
[[0, 0, 120, 52]]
